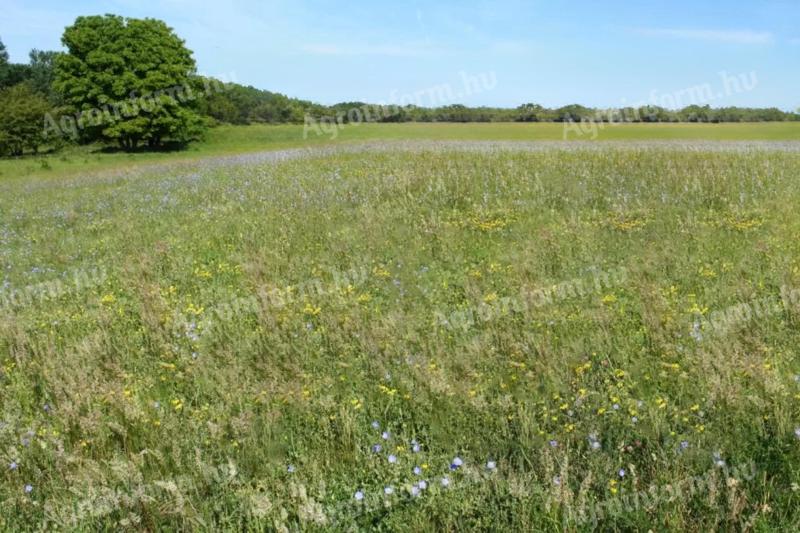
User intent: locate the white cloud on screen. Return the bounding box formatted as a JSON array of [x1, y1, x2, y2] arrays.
[[636, 28, 774, 45]]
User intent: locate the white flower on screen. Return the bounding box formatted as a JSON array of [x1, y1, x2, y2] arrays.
[[354, 490, 364, 501], [486, 461, 497, 470]]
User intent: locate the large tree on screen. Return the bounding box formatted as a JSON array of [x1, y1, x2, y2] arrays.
[[53, 15, 205, 150], [0, 83, 51, 156]]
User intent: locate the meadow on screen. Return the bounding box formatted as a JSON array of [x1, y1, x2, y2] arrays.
[[2, 139, 800, 530], [1, 121, 799, 181]]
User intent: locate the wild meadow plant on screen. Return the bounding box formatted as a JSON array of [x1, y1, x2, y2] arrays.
[[1, 144, 800, 530]]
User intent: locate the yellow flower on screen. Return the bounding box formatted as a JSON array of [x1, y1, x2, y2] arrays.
[[100, 293, 116, 305], [303, 303, 321, 316]]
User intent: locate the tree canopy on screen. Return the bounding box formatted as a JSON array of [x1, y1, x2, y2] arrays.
[[53, 15, 205, 149]]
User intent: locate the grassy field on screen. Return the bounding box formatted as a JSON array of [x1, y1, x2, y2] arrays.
[[2, 142, 800, 530], [1, 121, 800, 180]]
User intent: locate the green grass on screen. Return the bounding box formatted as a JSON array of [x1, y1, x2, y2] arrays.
[[2, 144, 800, 530], [1, 121, 799, 180]]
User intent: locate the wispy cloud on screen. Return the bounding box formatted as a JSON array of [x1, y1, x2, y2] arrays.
[[300, 42, 443, 57], [635, 28, 774, 45]]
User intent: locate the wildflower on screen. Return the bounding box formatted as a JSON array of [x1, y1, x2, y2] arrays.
[[713, 452, 726, 468], [371, 444, 382, 453], [384, 486, 394, 495], [24, 484, 33, 494], [612, 403, 620, 410], [591, 441, 601, 450], [412, 442, 421, 453], [388, 454, 397, 464], [371, 421, 380, 430], [354, 490, 364, 501], [450, 457, 463, 470], [382, 431, 390, 440], [631, 416, 638, 424], [287, 464, 295, 473], [486, 460, 497, 471], [548, 439, 558, 448], [410, 486, 420, 497], [680, 440, 689, 450], [440, 477, 450, 487], [9, 461, 17, 470], [418, 480, 428, 490], [618, 468, 626, 478], [413, 466, 422, 475], [553, 475, 561, 486]]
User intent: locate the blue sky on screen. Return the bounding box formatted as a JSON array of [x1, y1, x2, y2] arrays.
[[1, 0, 798, 110]]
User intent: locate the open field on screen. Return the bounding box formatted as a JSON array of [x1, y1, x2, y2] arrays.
[[2, 141, 800, 530], [2, 122, 800, 180]]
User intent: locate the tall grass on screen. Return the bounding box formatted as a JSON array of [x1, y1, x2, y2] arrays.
[[1, 145, 799, 530]]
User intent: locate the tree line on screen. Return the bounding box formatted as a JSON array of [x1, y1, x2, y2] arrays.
[[1, 14, 798, 157]]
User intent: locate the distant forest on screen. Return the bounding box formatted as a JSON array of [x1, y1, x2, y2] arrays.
[[1, 16, 798, 156]]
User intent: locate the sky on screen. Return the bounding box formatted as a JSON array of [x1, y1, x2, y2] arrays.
[[1, 0, 798, 110]]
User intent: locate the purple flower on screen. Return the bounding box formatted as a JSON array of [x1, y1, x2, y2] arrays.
[[548, 440, 558, 448], [381, 431, 390, 440], [24, 484, 33, 494], [354, 490, 364, 501], [9, 461, 18, 471], [413, 466, 422, 475], [618, 468, 626, 478], [680, 440, 689, 450], [371, 444, 382, 453], [388, 454, 397, 464], [449, 456, 463, 470]]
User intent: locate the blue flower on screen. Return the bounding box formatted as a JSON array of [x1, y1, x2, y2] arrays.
[[618, 468, 626, 478], [354, 490, 364, 501], [381, 431, 390, 440], [371, 444, 382, 453], [413, 466, 422, 475], [388, 454, 397, 464], [24, 484, 33, 494], [548, 440, 558, 448], [680, 440, 689, 450], [418, 480, 427, 490], [9, 461, 17, 471]]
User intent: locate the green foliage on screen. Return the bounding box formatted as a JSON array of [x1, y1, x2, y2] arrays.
[[53, 15, 205, 150], [27, 49, 61, 103], [0, 82, 51, 156]]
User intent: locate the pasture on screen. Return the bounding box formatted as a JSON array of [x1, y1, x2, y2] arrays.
[[2, 139, 800, 529]]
